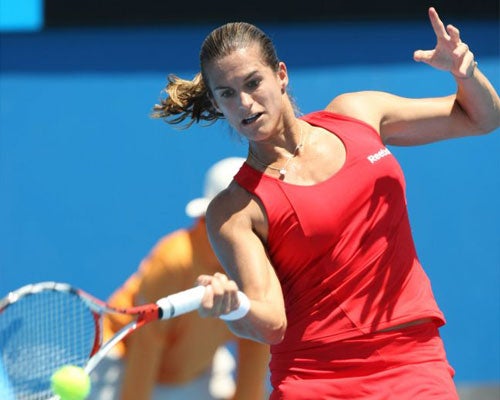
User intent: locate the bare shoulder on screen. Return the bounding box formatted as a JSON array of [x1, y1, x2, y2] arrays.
[[206, 180, 267, 241], [205, 179, 270, 288], [326, 91, 374, 113], [326, 91, 393, 132], [326, 92, 354, 111]]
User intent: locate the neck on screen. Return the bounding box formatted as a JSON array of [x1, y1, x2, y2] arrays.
[[248, 119, 305, 176]]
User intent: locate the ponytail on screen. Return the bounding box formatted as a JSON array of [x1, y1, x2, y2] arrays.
[[151, 72, 222, 127]]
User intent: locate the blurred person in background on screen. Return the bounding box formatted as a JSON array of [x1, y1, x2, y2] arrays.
[[90, 157, 269, 400]]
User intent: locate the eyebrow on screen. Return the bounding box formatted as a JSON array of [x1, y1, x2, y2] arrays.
[[213, 70, 260, 91]]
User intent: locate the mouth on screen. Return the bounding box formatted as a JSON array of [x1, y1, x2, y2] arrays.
[[241, 113, 262, 126]]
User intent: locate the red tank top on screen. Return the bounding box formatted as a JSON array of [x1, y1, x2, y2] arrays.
[[234, 111, 445, 355]]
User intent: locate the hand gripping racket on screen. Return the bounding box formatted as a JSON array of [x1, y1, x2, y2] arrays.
[[0, 281, 250, 400]]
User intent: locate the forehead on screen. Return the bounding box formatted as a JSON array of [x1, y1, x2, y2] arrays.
[[204, 44, 271, 86]]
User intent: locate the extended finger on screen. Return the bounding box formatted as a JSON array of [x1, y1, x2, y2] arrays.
[[447, 24, 461, 44], [428, 7, 449, 40]]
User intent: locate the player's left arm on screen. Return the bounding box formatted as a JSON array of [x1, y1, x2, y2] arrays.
[[326, 7, 500, 146]]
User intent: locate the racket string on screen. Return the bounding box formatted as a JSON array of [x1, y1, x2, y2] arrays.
[[0, 289, 99, 400]]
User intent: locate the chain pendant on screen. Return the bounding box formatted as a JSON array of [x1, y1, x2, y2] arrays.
[[248, 122, 305, 177]]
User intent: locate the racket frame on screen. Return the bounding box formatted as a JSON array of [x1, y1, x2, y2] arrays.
[[0, 281, 249, 380]]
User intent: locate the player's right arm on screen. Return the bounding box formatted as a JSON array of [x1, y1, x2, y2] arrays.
[[203, 181, 287, 345]]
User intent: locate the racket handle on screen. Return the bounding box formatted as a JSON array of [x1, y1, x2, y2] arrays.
[[157, 286, 250, 321]]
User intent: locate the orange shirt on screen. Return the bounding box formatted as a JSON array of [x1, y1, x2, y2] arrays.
[[102, 220, 269, 393]]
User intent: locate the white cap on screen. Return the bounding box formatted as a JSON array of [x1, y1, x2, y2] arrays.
[[185, 157, 246, 218]]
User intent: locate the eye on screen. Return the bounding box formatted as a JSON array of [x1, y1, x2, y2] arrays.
[[246, 79, 261, 90], [220, 89, 235, 98]]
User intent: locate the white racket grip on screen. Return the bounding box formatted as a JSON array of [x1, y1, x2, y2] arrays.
[[157, 285, 250, 321]]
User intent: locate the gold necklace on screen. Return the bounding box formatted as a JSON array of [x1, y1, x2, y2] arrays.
[[248, 123, 304, 176]]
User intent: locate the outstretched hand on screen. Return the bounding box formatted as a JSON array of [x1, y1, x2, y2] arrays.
[[414, 7, 476, 79]]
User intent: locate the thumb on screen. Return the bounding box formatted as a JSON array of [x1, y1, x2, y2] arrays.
[[413, 49, 434, 63]]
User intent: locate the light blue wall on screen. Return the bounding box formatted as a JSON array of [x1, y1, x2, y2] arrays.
[[1, 20, 498, 384], [0, 0, 43, 31]]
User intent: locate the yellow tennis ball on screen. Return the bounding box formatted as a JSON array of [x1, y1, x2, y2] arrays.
[[50, 365, 91, 400]]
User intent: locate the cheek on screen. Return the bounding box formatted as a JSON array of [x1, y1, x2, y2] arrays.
[[217, 100, 236, 117], [264, 89, 284, 111], [216, 102, 242, 127]]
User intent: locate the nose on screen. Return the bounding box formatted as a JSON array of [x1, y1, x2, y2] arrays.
[[238, 91, 253, 109]]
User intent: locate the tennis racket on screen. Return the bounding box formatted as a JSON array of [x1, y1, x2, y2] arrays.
[[0, 281, 250, 400]]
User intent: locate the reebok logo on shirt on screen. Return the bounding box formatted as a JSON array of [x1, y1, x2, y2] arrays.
[[367, 148, 391, 164]]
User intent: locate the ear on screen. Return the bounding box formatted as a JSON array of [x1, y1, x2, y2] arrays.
[[277, 61, 289, 94]]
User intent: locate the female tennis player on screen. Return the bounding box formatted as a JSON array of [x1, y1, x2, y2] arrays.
[[151, 7, 500, 399]]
